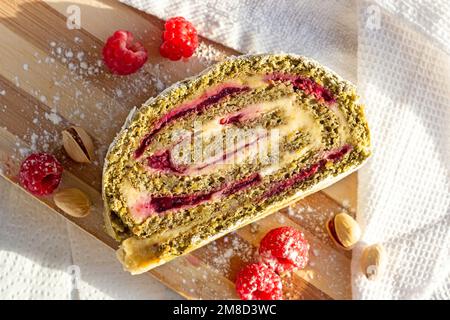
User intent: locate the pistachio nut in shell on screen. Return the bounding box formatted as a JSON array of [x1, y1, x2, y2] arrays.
[[361, 244, 384, 280], [53, 188, 91, 218], [326, 212, 361, 250], [62, 126, 94, 163]]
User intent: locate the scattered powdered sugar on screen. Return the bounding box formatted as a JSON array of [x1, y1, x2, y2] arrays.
[[222, 248, 234, 259], [76, 51, 84, 61], [312, 248, 320, 257], [80, 61, 88, 70], [277, 214, 286, 224], [44, 111, 62, 125], [13, 128, 59, 159], [282, 201, 353, 297], [28, 39, 168, 140], [6, 38, 232, 163], [115, 88, 123, 98], [193, 42, 228, 66], [65, 50, 73, 58], [145, 63, 169, 93], [154, 78, 165, 92], [205, 233, 257, 275], [249, 222, 260, 234], [29, 133, 39, 151], [341, 198, 352, 210], [285, 201, 352, 242], [17, 146, 30, 157]]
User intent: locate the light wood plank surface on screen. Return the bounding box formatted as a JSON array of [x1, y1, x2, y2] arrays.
[[0, 0, 357, 299]]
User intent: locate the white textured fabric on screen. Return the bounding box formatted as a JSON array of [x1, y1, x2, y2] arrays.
[[0, 179, 73, 299], [0, 178, 180, 299], [120, 0, 450, 299], [122, 0, 359, 81], [354, 0, 450, 300]]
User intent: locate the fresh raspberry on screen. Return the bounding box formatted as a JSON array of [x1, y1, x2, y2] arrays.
[[235, 263, 283, 300], [102, 30, 148, 75], [259, 226, 310, 274], [19, 153, 63, 196], [160, 17, 198, 61]]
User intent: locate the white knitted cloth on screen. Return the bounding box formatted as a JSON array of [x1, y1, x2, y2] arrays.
[[354, 0, 450, 300], [121, 0, 450, 299], [0, 178, 180, 299]]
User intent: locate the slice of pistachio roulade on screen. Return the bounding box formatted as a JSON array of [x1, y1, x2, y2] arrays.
[[102, 54, 371, 274]]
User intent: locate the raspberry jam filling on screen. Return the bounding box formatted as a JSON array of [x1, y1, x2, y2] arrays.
[[147, 150, 186, 173], [262, 145, 352, 199], [134, 85, 250, 158], [148, 193, 212, 214], [219, 113, 243, 125], [265, 73, 335, 104], [324, 144, 352, 160], [263, 163, 320, 199], [219, 103, 264, 125], [132, 145, 350, 220], [222, 173, 261, 197], [135, 74, 335, 158], [132, 173, 261, 217]]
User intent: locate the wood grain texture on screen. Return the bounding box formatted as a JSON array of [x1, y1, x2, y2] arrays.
[[0, 0, 356, 299]]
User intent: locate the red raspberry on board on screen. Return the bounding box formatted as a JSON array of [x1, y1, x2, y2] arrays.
[[160, 17, 198, 61], [259, 226, 310, 274], [102, 30, 148, 75], [235, 263, 283, 300], [19, 153, 63, 196]]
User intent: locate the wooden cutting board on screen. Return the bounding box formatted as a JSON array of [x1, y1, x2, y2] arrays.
[[0, 0, 357, 300]]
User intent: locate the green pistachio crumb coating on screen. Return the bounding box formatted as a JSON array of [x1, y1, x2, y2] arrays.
[[102, 54, 371, 270]]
